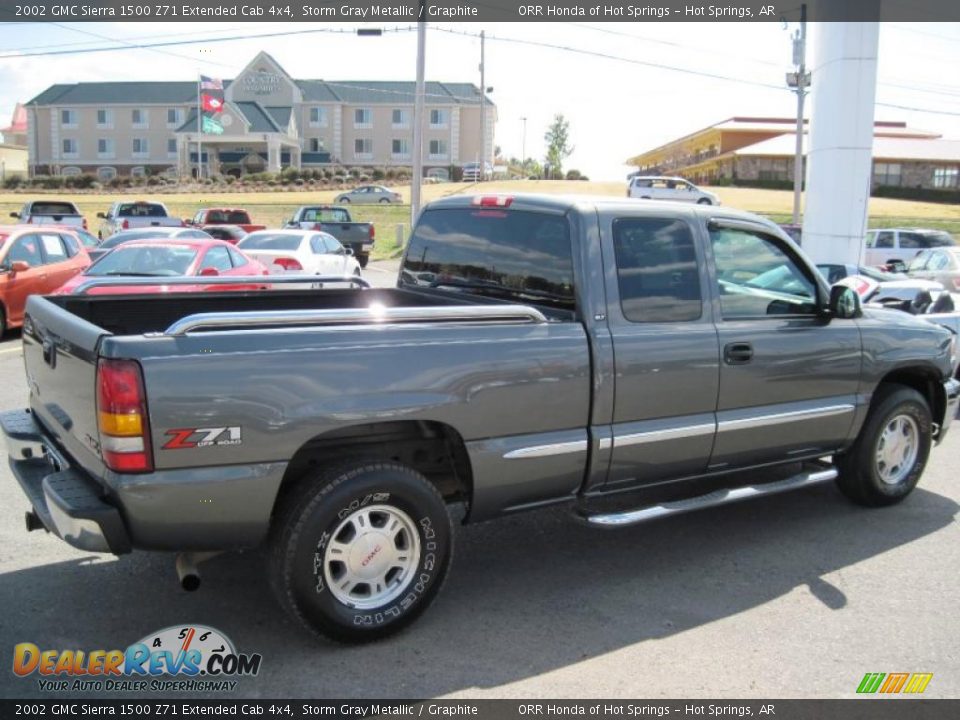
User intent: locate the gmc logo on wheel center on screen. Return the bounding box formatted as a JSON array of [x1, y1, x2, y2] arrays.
[[162, 427, 242, 450]]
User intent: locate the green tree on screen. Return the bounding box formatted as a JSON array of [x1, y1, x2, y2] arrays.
[[544, 114, 574, 178]]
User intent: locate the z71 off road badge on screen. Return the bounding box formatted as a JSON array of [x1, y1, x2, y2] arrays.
[[162, 426, 242, 450]]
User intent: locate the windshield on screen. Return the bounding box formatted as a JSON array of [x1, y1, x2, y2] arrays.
[[117, 203, 167, 218], [87, 245, 198, 277], [207, 210, 250, 224], [31, 202, 77, 215], [401, 207, 575, 311], [300, 208, 349, 223], [239, 233, 303, 251]]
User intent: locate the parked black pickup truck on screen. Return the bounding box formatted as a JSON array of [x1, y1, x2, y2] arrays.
[[284, 205, 374, 268], [3, 194, 958, 643]]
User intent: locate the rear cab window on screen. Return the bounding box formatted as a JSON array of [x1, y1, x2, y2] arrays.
[[30, 202, 78, 216], [118, 203, 167, 218], [401, 206, 576, 318]]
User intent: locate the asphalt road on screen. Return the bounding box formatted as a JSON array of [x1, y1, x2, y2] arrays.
[[0, 279, 958, 700]]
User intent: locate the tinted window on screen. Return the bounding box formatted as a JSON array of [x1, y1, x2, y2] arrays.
[[30, 202, 78, 216], [919, 231, 955, 248], [239, 233, 304, 251], [7, 235, 43, 266], [117, 203, 167, 218], [402, 208, 575, 312], [711, 228, 818, 318], [875, 231, 894, 249], [612, 217, 701, 322], [899, 232, 923, 249], [199, 246, 232, 273]]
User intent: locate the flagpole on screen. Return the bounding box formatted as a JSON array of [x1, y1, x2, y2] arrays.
[[196, 72, 202, 180]]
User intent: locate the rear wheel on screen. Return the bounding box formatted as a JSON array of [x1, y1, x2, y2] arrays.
[[697, 198, 713, 205], [340, 197, 350, 204], [836, 384, 932, 506], [268, 461, 453, 643], [379, 198, 390, 204], [357, 253, 369, 269]]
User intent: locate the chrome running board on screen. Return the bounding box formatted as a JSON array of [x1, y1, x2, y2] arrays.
[[580, 467, 838, 528]]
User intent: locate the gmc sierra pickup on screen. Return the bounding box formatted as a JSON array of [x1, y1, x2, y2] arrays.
[[3, 194, 958, 644]]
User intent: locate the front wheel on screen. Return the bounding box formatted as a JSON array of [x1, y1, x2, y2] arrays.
[[379, 198, 390, 204], [697, 198, 713, 205], [339, 197, 350, 204], [836, 385, 932, 506], [268, 461, 453, 643]]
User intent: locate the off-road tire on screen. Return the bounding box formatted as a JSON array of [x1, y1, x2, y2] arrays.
[[357, 254, 369, 269], [268, 461, 453, 643], [836, 384, 932, 507]]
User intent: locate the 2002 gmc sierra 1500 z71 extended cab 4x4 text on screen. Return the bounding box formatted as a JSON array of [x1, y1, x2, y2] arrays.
[[3, 194, 959, 643]]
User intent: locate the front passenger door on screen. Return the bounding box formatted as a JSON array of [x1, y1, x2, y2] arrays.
[[708, 222, 861, 470]]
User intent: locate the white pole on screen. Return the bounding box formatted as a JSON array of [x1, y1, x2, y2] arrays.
[[411, 7, 427, 230], [196, 74, 202, 181], [791, 3, 807, 226], [479, 30, 486, 183]]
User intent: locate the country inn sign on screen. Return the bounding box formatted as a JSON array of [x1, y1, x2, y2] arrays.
[[24, 51, 497, 179]]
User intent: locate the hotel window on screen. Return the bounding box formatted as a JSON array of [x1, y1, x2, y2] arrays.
[[60, 109, 77, 128], [167, 138, 178, 156], [934, 166, 959, 189], [757, 158, 788, 181], [309, 107, 327, 127], [392, 109, 409, 128], [167, 108, 183, 127], [428, 139, 448, 159], [61, 138, 78, 157], [392, 138, 410, 157], [429, 109, 448, 128], [354, 108, 372, 128], [132, 109, 148, 128], [97, 138, 115, 158], [873, 162, 902, 187], [309, 138, 325, 152], [354, 138, 372, 158], [132, 138, 149, 157], [96, 109, 113, 128]]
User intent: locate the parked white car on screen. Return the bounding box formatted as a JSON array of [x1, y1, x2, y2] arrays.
[[627, 176, 720, 205], [863, 228, 957, 270], [237, 230, 362, 285]]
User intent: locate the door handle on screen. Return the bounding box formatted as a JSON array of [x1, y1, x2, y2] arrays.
[[724, 342, 753, 365]]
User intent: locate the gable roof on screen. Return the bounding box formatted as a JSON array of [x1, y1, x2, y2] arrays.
[[234, 102, 281, 132], [1, 103, 27, 133]]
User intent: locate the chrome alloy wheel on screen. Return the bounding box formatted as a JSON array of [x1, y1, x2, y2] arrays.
[[875, 414, 919, 485], [323, 504, 421, 609]]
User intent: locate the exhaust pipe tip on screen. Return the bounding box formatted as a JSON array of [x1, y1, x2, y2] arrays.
[[180, 573, 201, 592], [174, 551, 222, 592]]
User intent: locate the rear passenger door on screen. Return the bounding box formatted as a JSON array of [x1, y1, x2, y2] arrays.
[[601, 214, 720, 491], [707, 220, 861, 470]]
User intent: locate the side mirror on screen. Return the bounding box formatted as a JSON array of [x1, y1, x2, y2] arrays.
[[10, 260, 31, 273], [199, 267, 219, 277], [343, 247, 354, 256], [829, 284, 861, 319], [96, 212, 106, 219], [9, 212, 19, 219]]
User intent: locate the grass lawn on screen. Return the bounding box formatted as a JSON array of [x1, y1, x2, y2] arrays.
[[2, 181, 958, 261]]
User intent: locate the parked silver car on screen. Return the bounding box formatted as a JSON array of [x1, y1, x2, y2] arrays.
[[627, 176, 719, 205], [817, 262, 945, 302], [334, 185, 403, 204], [863, 228, 956, 270], [907, 247, 960, 293]]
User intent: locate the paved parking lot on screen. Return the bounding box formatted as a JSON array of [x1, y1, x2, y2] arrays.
[[0, 280, 957, 700]]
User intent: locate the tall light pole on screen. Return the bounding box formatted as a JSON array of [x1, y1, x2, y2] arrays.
[[411, 3, 427, 230], [479, 30, 486, 182], [521, 116, 527, 176], [787, 3, 809, 226]]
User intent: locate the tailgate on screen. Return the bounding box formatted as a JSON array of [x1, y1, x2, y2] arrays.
[[321, 223, 372, 246], [21, 295, 109, 478], [35, 215, 83, 226], [128, 218, 180, 228]]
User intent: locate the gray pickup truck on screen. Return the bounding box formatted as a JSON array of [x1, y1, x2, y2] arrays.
[[284, 205, 374, 268], [3, 194, 958, 644]]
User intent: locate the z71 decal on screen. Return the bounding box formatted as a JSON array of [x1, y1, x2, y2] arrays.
[[163, 426, 242, 450]]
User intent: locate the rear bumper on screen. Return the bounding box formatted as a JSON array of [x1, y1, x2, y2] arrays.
[[939, 377, 960, 443], [1, 409, 131, 554]]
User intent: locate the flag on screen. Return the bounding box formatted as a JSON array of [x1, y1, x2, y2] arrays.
[[202, 115, 224, 135], [200, 75, 223, 91], [201, 94, 224, 114]]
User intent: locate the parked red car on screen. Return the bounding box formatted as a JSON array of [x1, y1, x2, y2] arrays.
[[54, 237, 269, 295], [186, 208, 266, 234], [0, 225, 90, 333]]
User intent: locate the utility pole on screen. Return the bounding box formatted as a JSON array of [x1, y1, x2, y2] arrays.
[[479, 30, 486, 182], [411, 1, 427, 230], [521, 116, 527, 176], [788, 3, 809, 226]]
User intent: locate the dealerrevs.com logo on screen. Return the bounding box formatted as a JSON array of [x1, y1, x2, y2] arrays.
[[12, 625, 262, 693]]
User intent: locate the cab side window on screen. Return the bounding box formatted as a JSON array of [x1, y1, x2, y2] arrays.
[[612, 217, 702, 323], [875, 231, 895, 249], [199, 246, 232, 272], [711, 227, 818, 318]]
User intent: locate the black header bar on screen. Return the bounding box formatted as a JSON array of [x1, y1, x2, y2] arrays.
[[1, 0, 958, 23]]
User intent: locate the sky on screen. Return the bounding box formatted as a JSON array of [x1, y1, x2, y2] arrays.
[[0, 21, 959, 180]]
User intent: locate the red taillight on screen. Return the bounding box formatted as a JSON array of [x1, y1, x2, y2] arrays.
[[472, 196, 513, 208], [82, 217, 88, 230], [273, 257, 303, 271], [313, 223, 323, 231], [96, 359, 153, 473], [368, 225, 375, 240], [121, 219, 130, 230], [953, 278, 960, 291]]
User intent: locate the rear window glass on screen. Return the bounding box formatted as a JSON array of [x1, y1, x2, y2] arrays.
[[239, 234, 303, 251], [118, 203, 167, 218], [103, 230, 173, 247], [300, 208, 350, 223], [30, 202, 77, 215], [88, 245, 197, 276], [918, 232, 955, 248], [402, 207, 575, 311], [206, 210, 251, 224]]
